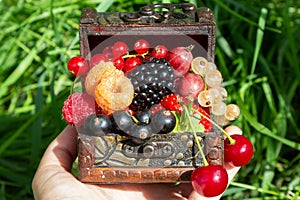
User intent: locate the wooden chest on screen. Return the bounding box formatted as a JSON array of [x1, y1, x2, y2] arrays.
[[77, 3, 223, 184]]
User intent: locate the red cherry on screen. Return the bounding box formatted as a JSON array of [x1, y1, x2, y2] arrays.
[[224, 134, 254, 167], [191, 165, 228, 197], [151, 45, 168, 58], [112, 41, 128, 58], [67, 56, 89, 76], [90, 54, 108, 68], [113, 57, 125, 70], [123, 57, 141, 72], [134, 39, 150, 54]]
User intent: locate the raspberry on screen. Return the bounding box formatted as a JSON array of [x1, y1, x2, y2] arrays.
[[62, 93, 96, 126]]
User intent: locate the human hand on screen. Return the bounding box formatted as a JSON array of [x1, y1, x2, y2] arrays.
[[32, 125, 242, 200]]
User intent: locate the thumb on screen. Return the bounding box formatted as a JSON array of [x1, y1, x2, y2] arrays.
[[39, 125, 78, 171]]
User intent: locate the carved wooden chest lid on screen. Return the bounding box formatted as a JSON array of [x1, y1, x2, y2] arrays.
[[80, 3, 214, 25]]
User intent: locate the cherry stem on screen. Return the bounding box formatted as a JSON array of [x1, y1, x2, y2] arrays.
[[193, 108, 236, 145], [182, 104, 209, 167]]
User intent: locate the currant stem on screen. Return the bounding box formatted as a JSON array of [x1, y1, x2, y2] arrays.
[[182, 104, 209, 167], [194, 108, 236, 145], [122, 51, 149, 59]]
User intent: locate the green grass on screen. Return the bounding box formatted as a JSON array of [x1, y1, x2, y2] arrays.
[[0, 0, 299, 199]]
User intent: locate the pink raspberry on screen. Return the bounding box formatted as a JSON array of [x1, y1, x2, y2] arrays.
[[62, 93, 96, 126]]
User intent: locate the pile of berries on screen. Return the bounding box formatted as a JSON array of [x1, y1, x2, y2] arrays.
[[63, 38, 253, 197]]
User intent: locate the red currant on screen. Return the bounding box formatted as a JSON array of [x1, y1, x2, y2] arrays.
[[123, 57, 141, 72], [67, 56, 89, 76], [151, 45, 168, 58], [90, 54, 108, 68], [194, 105, 212, 132], [191, 165, 228, 197], [134, 39, 150, 54], [113, 57, 125, 70], [102, 46, 113, 59], [112, 41, 128, 58], [224, 134, 254, 167]]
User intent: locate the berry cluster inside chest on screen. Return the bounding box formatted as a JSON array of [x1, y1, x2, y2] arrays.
[[75, 3, 227, 184]]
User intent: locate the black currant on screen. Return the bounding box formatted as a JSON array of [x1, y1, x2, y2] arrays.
[[151, 110, 176, 134], [84, 114, 112, 136], [134, 109, 151, 125], [129, 124, 152, 140], [111, 110, 134, 133]]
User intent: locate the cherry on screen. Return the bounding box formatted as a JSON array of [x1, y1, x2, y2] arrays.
[[112, 41, 128, 58], [123, 57, 141, 72], [191, 165, 228, 197], [151, 45, 168, 58], [191, 107, 254, 167], [67, 56, 89, 76], [113, 57, 125, 70], [182, 102, 228, 197], [90, 54, 108, 68], [224, 134, 254, 167], [134, 39, 150, 54]]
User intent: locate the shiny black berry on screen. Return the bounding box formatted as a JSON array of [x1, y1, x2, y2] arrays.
[[151, 110, 176, 134], [134, 109, 151, 125], [84, 114, 112, 136], [129, 124, 153, 140], [111, 110, 134, 133]]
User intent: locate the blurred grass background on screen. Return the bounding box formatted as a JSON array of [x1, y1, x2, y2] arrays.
[[0, 0, 299, 199]]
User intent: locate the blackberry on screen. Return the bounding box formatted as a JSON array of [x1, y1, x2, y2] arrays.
[[126, 58, 175, 111]]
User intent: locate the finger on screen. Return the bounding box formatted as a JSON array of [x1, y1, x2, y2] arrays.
[[224, 125, 243, 136]]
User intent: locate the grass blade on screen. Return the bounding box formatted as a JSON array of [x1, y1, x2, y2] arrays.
[[250, 8, 267, 75], [237, 97, 300, 151]]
